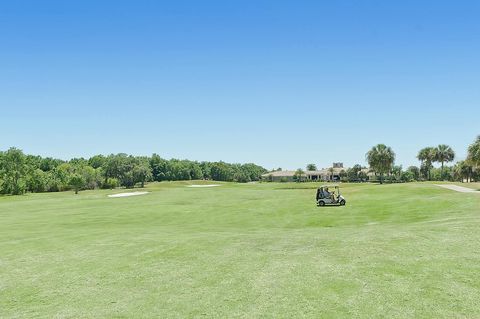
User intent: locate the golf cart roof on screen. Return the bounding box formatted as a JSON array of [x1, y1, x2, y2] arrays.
[[319, 185, 339, 188]]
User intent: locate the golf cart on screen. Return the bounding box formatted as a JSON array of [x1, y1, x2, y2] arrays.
[[316, 185, 346, 206]]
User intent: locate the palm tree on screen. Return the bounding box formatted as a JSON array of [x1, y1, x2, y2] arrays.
[[454, 161, 473, 183], [408, 166, 420, 181], [294, 168, 305, 182], [417, 147, 436, 180], [467, 135, 480, 169], [366, 144, 396, 184], [328, 167, 334, 181], [435, 144, 455, 178], [391, 165, 403, 182], [306, 164, 317, 171]]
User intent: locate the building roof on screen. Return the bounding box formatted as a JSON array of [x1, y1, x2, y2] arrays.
[[261, 168, 346, 177], [307, 168, 345, 175], [261, 170, 297, 177]]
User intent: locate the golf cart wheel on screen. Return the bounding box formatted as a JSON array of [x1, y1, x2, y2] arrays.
[[340, 200, 346, 206], [318, 201, 325, 207]]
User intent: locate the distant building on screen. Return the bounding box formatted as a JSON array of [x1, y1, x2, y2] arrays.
[[305, 168, 345, 182], [261, 170, 297, 182], [261, 163, 346, 182]]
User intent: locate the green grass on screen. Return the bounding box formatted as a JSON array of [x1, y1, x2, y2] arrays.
[[1, 182, 480, 318]]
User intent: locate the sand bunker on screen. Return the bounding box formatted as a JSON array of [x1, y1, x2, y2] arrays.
[[108, 191, 149, 198], [435, 185, 479, 193], [187, 184, 221, 188]]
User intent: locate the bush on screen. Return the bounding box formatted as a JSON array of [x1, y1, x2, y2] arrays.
[[102, 178, 119, 189], [69, 174, 86, 194], [401, 171, 414, 182], [234, 172, 251, 183]]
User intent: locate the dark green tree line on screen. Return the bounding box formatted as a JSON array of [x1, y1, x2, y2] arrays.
[[0, 148, 267, 195]]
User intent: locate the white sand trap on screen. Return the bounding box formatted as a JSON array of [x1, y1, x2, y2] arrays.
[[108, 191, 149, 198], [187, 184, 221, 188], [435, 184, 479, 193]]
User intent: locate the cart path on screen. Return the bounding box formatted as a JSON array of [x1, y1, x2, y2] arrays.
[[434, 184, 480, 193]]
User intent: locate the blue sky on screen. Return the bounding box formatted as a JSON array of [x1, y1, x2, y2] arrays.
[[1, 0, 479, 170]]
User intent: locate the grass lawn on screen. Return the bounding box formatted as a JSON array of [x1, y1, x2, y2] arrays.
[[1, 182, 479, 318]]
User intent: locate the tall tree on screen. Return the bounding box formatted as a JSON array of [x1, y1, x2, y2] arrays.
[[328, 167, 335, 181], [210, 162, 233, 181], [346, 165, 362, 182], [133, 162, 153, 188], [467, 135, 480, 169], [407, 166, 420, 181], [391, 165, 403, 182], [454, 161, 473, 183], [69, 173, 86, 194], [366, 144, 395, 184], [417, 147, 436, 180], [435, 144, 455, 178], [306, 164, 317, 171], [0, 147, 27, 195], [26, 169, 48, 193], [88, 155, 106, 169]]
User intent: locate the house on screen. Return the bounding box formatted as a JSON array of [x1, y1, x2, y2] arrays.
[[261, 163, 346, 182], [261, 170, 297, 182], [305, 167, 345, 182]]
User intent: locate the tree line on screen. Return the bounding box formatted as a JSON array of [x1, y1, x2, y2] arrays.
[[364, 137, 479, 184], [0, 149, 267, 195], [2, 135, 479, 194], [292, 135, 480, 184]]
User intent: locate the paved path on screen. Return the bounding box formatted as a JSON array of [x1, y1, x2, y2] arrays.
[[435, 184, 479, 193]]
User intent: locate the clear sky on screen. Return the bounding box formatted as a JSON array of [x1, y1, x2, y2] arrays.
[[1, 0, 479, 170]]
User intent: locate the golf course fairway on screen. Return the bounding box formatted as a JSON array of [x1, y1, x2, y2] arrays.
[[1, 182, 479, 318]]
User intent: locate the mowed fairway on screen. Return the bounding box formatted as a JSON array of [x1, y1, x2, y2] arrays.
[[1, 182, 480, 318]]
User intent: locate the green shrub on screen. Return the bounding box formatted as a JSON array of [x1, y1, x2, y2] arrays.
[[102, 178, 119, 189]]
